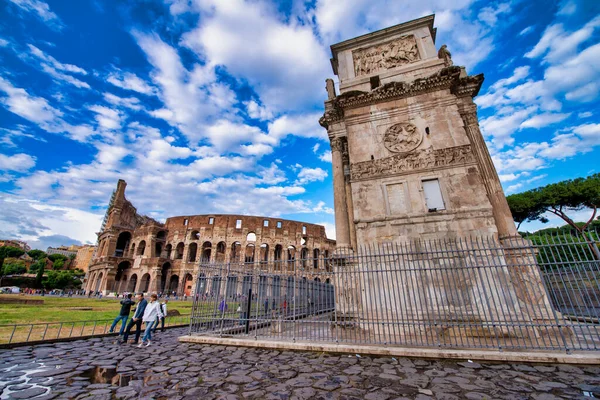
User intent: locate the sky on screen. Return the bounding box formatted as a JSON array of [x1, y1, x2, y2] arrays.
[[0, 0, 599, 250]]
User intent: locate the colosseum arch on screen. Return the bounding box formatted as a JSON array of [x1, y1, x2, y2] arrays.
[[175, 242, 184, 259], [216, 242, 226, 263], [156, 230, 167, 240], [115, 231, 132, 257], [246, 232, 256, 242], [300, 247, 309, 268], [259, 244, 269, 263], [287, 245, 296, 270], [137, 240, 146, 256], [313, 249, 320, 269], [190, 230, 200, 240], [128, 274, 138, 292], [230, 242, 241, 263], [140, 273, 151, 293], [165, 244, 172, 259], [129, 243, 135, 258], [168, 275, 179, 293], [187, 242, 198, 262], [114, 261, 131, 292], [244, 243, 255, 263], [201, 242, 211, 262], [160, 262, 171, 293], [155, 242, 163, 258]]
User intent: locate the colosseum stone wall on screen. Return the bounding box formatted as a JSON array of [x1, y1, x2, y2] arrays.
[[85, 180, 336, 296]]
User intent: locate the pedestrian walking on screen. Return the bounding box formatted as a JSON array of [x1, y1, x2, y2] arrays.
[[218, 297, 228, 313], [139, 294, 163, 347], [264, 297, 269, 314], [153, 299, 168, 333], [121, 293, 147, 345], [109, 293, 135, 336]]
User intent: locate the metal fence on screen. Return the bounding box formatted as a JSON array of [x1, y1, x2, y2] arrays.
[[189, 231, 600, 352], [0, 314, 190, 346]]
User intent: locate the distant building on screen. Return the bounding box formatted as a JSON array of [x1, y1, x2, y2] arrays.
[[0, 239, 31, 252], [74, 245, 95, 273], [46, 246, 78, 258]]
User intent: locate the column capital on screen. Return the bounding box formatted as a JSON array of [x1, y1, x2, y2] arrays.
[[330, 136, 346, 153]]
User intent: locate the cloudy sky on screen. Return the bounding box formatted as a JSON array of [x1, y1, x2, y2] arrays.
[[0, 0, 598, 250]]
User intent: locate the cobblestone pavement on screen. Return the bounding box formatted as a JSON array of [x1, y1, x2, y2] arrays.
[[1, 327, 600, 400]]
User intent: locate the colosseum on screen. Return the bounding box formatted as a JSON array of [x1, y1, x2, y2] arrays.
[[85, 180, 336, 297]]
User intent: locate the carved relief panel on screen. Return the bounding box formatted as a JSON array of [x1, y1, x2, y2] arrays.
[[383, 122, 422, 153], [352, 35, 420, 77]]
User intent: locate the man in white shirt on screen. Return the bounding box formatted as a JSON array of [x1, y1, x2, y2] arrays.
[[153, 299, 168, 333], [138, 293, 163, 347]]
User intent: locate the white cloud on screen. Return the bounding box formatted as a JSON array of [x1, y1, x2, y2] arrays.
[[103, 92, 143, 111], [578, 111, 593, 118], [88, 105, 123, 130], [0, 153, 36, 172], [519, 26, 534, 36], [245, 100, 273, 121], [106, 69, 156, 96], [0, 38, 9, 47], [296, 167, 328, 185], [268, 113, 328, 141], [319, 150, 332, 163], [7, 0, 63, 29], [520, 112, 571, 129]]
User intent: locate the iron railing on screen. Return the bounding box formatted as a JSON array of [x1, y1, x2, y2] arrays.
[[0, 314, 190, 346], [189, 231, 600, 352]]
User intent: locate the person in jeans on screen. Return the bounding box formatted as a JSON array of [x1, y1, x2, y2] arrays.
[[153, 299, 168, 333], [121, 293, 147, 344], [109, 293, 135, 335], [139, 294, 163, 347]]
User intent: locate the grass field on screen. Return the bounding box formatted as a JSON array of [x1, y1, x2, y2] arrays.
[[0, 294, 194, 325]]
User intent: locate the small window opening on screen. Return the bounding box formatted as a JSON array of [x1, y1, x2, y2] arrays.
[[371, 155, 374, 160], [370, 75, 380, 90], [183, 218, 188, 226], [425, 127, 430, 135], [208, 217, 214, 225], [236, 219, 242, 229], [263, 220, 269, 227], [422, 179, 446, 211], [302, 226, 307, 235], [276, 221, 282, 229]]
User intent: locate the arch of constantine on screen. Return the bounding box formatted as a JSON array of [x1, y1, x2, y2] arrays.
[[85, 180, 336, 296]]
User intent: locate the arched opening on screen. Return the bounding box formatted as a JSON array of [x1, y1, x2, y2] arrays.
[[128, 274, 138, 292], [226, 275, 238, 299], [287, 245, 296, 270], [301, 248, 309, 268], [115, 261, 130, 292], [155, 242, 163, 258], [175, 242, 184, 259], [197, 273, 206, 295], [324, 250, 331, 272], [165, 244, 172, 259], [160, 262, 171, 293], [216, 242, 226, 263], [183, 273, 193, 296], [137, 240, 146, 256], [115, 232, 132, 257], [187, 242, 198, 262], [201, 242, 212, 262], [244, 244, 255, 264], [260, 244, 269, 264], [140, 273, 151, 293], [95, 272, 104, 292], [230, 242, 241, 263], [190, 230, 200, 240], [313, 248, 320, 269], [168, 275, 179, 294], [274, 244, 283, 270], [246, 232, 256, 242], [272, 275, 281, 301], [156, 231, 167, 240]]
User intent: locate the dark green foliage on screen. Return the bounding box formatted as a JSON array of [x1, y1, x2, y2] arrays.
[[52, 259, 65, 270], [48, 254, 68, 263], [0, 246, 26, 271], [29, 259, 46, 273], [27, 250, 47, 260], [44, 270, 82, 290], [507, 173, 600, 234], [1, 260, 27, 275], [35, 264, 44, 288]]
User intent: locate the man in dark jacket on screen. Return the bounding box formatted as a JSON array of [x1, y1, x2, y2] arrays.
[[109, 293, 135, 336], [121, 293, 147, 344]]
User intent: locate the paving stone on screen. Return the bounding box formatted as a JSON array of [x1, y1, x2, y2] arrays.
[[8, 387, 48, 399]]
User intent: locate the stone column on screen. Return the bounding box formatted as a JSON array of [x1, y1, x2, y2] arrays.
[[458, 102, 518, 239], [330, 136, 351, 249]]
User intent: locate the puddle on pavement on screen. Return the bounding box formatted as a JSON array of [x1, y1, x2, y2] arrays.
[[0, 363, 51, 400], [77, 366, 131, 387]]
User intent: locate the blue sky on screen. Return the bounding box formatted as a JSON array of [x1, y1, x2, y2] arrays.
[[0, 0, 599, 250]]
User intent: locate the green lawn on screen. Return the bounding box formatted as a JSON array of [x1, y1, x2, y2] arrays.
[[0, 295, 194, 325]]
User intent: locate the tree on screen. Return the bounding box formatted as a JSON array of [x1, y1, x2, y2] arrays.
[[35, 264, 44, 289], [48, 254, 68, 263], [27, 250, 47, 260], [507, 173, 600, 235], [0, 246, 25, 271], [52, 259, 65, 270], [29, 259, 46, 273], [1, 260, 27, 275]]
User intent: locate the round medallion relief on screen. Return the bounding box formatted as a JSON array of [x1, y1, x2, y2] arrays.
[[383, 122, 422, 153]]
